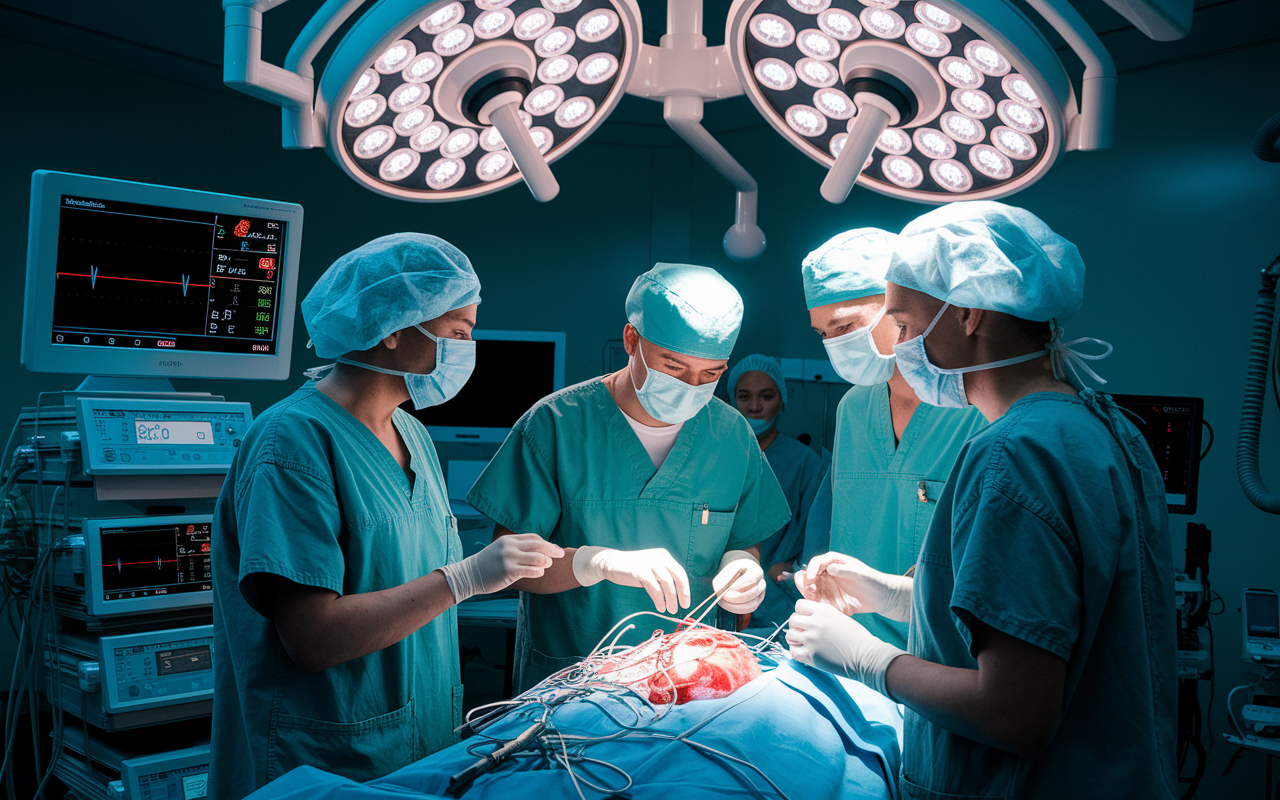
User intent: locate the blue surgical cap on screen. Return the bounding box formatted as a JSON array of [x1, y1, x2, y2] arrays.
[[802, 228, 899, 310], [886, 201, 1084, 322], [729, 354, 788, 409], [302, 233, 481, 358], [626, 263, 743, 360]]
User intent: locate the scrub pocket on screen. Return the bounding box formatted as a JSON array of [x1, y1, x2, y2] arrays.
[[899, 773, 1007, 800], [910, 479, 948, 562], [267, 699, 416, 783], [687, 508, 736, 580]]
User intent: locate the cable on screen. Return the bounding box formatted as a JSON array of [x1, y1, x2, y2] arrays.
[[1199, 420, 1214, 462]]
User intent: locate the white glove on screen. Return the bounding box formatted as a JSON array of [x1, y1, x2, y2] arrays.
[[573, 546, 690, 614], [438, 533, 564, 604], [795, 552, 913, 622], [786, 599, 907, 697], [714, 551, 766, 614]]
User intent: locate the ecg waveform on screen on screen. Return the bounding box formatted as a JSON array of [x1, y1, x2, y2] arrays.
[[57, 265, 210, 296]]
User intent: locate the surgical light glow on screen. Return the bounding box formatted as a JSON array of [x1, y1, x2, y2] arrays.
[[861, 8, 905, 39], [939, 57, 983, 89], [410, 121, 449, 152], [538, 55, 578, 84], [788, 0, 831, 13], [997, 100, 1044, 133], [915, 2, 960, 33], [516, 9, 555, 40], [830, 132, 847, 157], [420, 3, 464, 35], [882, 155, 923, 188], [529, 126, 554, 153], [1002, 74, 1040, 108], [345, 95, 386, 128], [964, 40, 1010, 76], [379, 148, 420, 181], [394, 106, 433, 136], [876, 127, 911, 154], [577, 10, 619, 42], [442, 128, 478, 159], [797, 29, 839, 60], [480, 126, 506, 150], [388, 82, 428, 113], [953, 88, 994, 118], [375, 40, 415, 74], [785, 104, 827, 137], [425, 158, 466, 190], [992, 126, 1037, 159], [929, 159, 972, 192], [913, 128, 956, 159], [525, 85, 565, 115], [535, 27, 575, 57], [555, 96, 595, 127], [477, 150, 514, 180], [969, 144, 1013, 179], [475, 9, 515, 39], [817, 8, 861, 40], [750, 15, 795, 47], [755, 58, 798, 91], [906, 24, 949, 57], [348, 69, 379, 101], [541, 0, 582, 11], [403, 53, 442, 83], [858, 0, 898, 7], [796, 58, 837, 88], [433, 24, 475, 56], [814, 88, 855, 119], [354, 125, 395, 159], [477, 0, 515, 8], [940, 111, 984, 144], [578, 53, 618, 84]]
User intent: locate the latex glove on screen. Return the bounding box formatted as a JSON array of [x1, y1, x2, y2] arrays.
[[795, 551, 913, 622], [573, 546, 690, 614], [714, 551, 766, 614], [768, 561, 793, 585], [438, 533, 564, 604], [786, 599, 907, 697]]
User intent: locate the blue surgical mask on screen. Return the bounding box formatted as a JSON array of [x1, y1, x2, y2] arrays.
[[337, 324, 476, 410], [893, 302, 1048, 408], [746, 415, 777, 436], [823, 306, 895, 385], [630, 343, 717, 424]]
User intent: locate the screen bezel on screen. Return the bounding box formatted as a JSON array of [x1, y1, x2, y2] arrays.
[[419, 330, 566, 443], [21, 170, 303, 381], [1110, 394, 1204, 515], [83, 514, 213, 617]]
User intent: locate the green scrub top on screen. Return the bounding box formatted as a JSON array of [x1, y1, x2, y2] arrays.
[[211, 383, 463, 799], [802, 384, 985, 649], [902, 391, 1176, 799], [466, 378, 791, 692]]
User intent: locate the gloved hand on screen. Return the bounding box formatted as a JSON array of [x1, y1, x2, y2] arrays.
[[438, 533, 564, 604], [786, 599, 907, 697], [573, 546, 691, 614], [795, 552, 913, 622], [714, 551, 766, 614]]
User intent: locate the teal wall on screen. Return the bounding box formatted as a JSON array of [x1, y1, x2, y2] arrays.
[[4, 32, 1280, 796]]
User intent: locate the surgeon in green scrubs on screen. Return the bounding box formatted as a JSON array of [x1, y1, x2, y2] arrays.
[[211, 234, 562, 798], [796, 228, 986, 650], [467, 263, 792, 692]]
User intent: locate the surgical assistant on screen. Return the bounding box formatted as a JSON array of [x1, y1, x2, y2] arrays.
[[467, 263, 791, 692], [800, 228, 985, 650], [728, 354, 824, 632], [211, 234, 560, 798], [788, 203, 1176, 799]]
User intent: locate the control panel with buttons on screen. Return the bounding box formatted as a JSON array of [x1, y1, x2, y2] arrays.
[[75, 397, 253, 476], [101, 626, 214, 713]]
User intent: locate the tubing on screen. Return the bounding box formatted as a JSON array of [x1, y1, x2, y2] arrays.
[[1253, 111, 1280, 163], [1236, 268, 1280, 514]]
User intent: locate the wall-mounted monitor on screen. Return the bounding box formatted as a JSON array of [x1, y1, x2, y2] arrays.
[[21, 170, 303, 381], [404, 330, 566, 443], [1111, 394, 1204, 515]]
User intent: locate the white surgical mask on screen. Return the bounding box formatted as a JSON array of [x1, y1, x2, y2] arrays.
[[823, 306, 896, 385], [893, 303, 1048, 408], [631, 343, 717, 424], [337, 323, 476, 410]]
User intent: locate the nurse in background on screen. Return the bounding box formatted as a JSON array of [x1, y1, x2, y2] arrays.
[[728, 354, 824, 632], [798, 228, 986, 651]]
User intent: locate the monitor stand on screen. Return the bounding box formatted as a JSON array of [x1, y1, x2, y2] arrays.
[[75, 376, 177, 394]]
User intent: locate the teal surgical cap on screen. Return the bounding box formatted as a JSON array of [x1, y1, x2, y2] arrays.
[[302, 233, 481, 358], [886, 201, 1084, 322], [801, 228, 899, 310], [729, 354, 788, 409], [626, 263, 743, 360]]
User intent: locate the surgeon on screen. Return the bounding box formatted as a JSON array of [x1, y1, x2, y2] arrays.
[[467, 263, 792, 691], [786, 203, 1176, 798], [797, 228, 985, 650], [727, 354, 824, 631], [211, 234, 563, 799]]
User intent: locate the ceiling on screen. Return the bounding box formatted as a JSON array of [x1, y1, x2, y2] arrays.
[[2, 0, 1276, 144]]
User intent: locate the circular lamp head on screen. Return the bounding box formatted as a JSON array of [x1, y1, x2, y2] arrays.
[[726, 0, 1071, 202], [318, 0, 640, 201]]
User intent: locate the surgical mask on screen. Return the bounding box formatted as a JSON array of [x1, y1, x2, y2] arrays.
[[823, 306, 896, 385], [631, 343, 717, 424], [336, 324, 476, 410], [746, 415, 777, 437], [893, 303, 1048, 408]]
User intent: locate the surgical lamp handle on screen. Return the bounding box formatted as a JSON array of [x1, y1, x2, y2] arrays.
[[820, 102, 891, 204], [488, 102, 560, 203], [1023, 0, 1117, 151]]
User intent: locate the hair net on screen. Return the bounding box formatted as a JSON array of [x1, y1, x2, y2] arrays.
[[729, 354, 788, 409], [801, 228, 899, 310], [626, 263, 743, 360], [302, 233, 481, 358], [886, 201, 1084, 322]]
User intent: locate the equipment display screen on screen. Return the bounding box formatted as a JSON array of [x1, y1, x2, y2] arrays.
[[134, 419, 214, 444], [1111, 395, 1203, 515], [50, 194, 286, 355], [99, 521, 212, 602], [1247, 592, 1280, 640], [407, 339, 558, 429], [155, 645, 213, 676]]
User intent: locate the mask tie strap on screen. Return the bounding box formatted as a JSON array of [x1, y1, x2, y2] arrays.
[[1047, 324, 1113, 388]]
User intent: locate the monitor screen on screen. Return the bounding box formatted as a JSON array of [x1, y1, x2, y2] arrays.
[[1246, 591, 1280, 640], [1111, 394, 1204, 515], [85, 514, 212, 616], [22, 171, 303, 381], [403, 331, 566, 442]]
